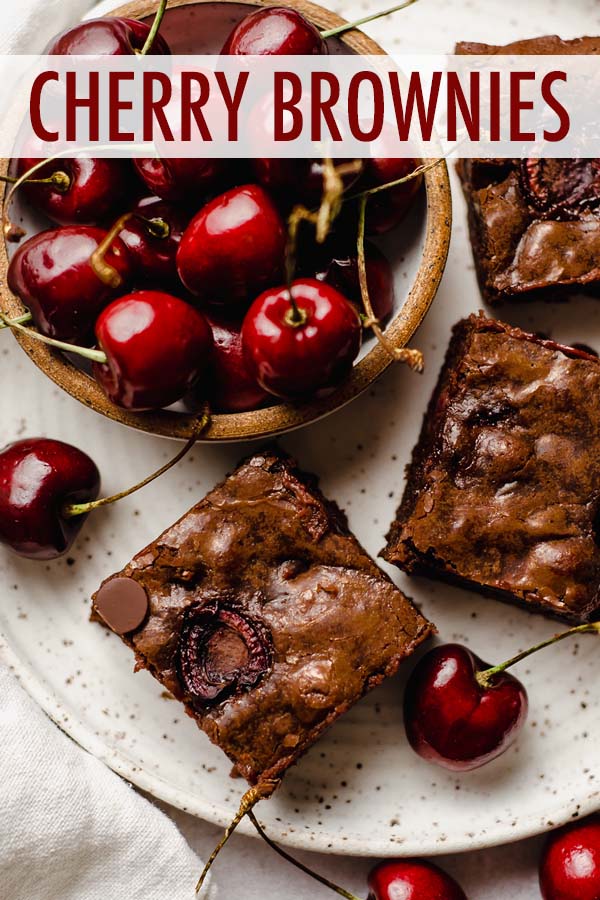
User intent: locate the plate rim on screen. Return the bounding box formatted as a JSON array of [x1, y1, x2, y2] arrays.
[[3, 629, 599, 857]]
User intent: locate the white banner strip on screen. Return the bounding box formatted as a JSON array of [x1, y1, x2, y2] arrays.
[[0, 54, 596, 158]]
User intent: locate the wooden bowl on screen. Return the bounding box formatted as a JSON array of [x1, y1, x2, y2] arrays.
[[0, 0, 451, 442]]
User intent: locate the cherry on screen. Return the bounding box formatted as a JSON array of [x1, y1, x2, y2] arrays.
[[178, 601, 272, 709], [521, 159, 600, 217], [0, 438, 100, 560], [7, 226, 131, 343], [313, 240, 395, 324], [252, 158, 360, 210], [204, 313, 269, 413], [362, 154, 422, 235], [351, 126, 422, 235], [540, 817, 600, 900], [367, 860, 467, 900], [92, 290, 213, 410], [17, 155, 131, 227], [221, 7, 326, 55], [241, 278, 362, 400], [45, 16, 170, 56], [404, 644, 528, 771], [118, 196, 190, 287], [133, 157, 225, 207], [177, 184, 286, 307]]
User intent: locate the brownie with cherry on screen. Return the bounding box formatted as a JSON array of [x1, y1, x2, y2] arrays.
[[92, 449, 433, 787], [457, 36, 600, 303]]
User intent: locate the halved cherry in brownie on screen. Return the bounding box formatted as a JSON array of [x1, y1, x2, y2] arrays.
[[521, 159, 600, 217], [178, 600, 272, 708]]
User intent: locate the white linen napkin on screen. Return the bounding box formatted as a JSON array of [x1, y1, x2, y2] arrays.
[[0, 665, 215, 900], [0, 0, 97, 53]]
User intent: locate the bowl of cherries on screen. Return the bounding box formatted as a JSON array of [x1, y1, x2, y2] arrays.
[[0, 0, 451, 442]]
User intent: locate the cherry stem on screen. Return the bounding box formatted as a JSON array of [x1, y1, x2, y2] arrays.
[[0, 311, 32, 329], [321, 0, 420, 39], [284, 157, 361, 326], [139, 214, 170, 239], [0, 171, 71, 191], [247, 812, 361, 900], [195, 780, 278, 895], [139, 0, 169, 56], [0, 310, 107, 364], [63, 410, 209, 517], [90, 212, 133, 288], [476, 622, 600, 689], [349, 157, 443, 203], [1, 145, 147, 243], [356, 194, 423, 371]]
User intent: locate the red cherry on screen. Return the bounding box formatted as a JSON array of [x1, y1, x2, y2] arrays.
[[177, 184, 286, 307], [353, 125, 422, 235], [17, 156, 131, 227], [7, 226, 132, 343], [0, 438, 100, 560], [133, 157, 225, 206], [367, 859, 467, 900], [92, 290, 213, 410], [45, 17, 170, 55], [221, 7, 326, 55], [252, 158, 359, 210], [118, 196, 190, 287], [315, 240, 395, 324], [540, 818, 600, 900], [204, 313, 269, 413], [404, 644, 528, 771], [241, 278, 362, 400], [362, 154, 422, 234]]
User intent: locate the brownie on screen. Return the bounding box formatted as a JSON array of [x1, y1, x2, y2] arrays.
[[456, 36, 600, 303], [92, 449, 433, 787], [383, 314, 600, 623]]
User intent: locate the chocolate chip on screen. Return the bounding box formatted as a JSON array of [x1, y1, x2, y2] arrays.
[[94, 577, 148, 635]]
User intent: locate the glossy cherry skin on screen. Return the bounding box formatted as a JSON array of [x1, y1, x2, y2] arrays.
[[119, 196, 190, 288], [221, 7, 326, 55], [540, 818, 600, 900], [367, 859, 467, 900], [315, 240, 395, 324], [0, 439, 100, 560], [252, 158, 359, 210], [133, 157, 225, 207], [404, 644, 528, 771], [45, 17, 170, 55], [8, 226, 132, 343], [353, 126, 422, 235], [361, 154, 422, 234], [17, 156, 131, 227], [241, 278, 362, 400], [204, 313, 269, 413], [93, 291, 213, 411], [177, 184, 286, 307]]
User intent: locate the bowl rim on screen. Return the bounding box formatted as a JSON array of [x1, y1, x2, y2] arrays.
[[0, 0, 452, 442]]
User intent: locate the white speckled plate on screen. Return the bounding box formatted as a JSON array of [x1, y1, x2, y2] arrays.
[[2, 0, 600, 859]]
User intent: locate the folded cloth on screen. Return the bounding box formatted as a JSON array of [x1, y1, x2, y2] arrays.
[[0, 665, 216, 900], [0, 0, 97, 53]]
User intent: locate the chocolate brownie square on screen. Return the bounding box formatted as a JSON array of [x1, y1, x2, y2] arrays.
[[456, 36, 600, 303], [383, 314, 600, 623], [93, 449, 433, 787]]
